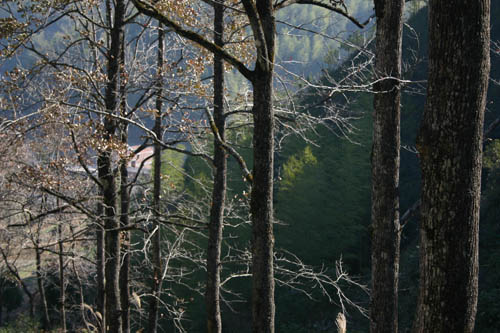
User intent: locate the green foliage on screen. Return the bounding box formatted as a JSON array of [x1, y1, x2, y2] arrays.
[[280, 145, 317, 191], [159, 145, 187, 192], [483, 140, 500, 170], [275, 94, 372, 273]]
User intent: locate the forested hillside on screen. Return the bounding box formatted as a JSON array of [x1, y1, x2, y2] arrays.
[[178, 3, 500, 331], [0, 1, 497, 332], [271, 3, 500, 331]]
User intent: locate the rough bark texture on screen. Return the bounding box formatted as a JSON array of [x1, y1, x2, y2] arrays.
[[148, 23, 164, 333], [247, 2, 276, 332], [100, 0, 125, 332], [370, 1, 404, 332], [413, 1, 490, 332], [205, 2, 226, 332]]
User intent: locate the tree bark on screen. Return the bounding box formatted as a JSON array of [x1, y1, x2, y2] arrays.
[[130, 1, 277, 331], [99, 153, 121, 333], [119, 31, 131, 333], [205, 2, 226, 332], [413, 1, 490, 332], [95, 201, 105, 332], [148, 22, 164, 333], [370, 1, 404, 332], [100, 0, 125, 332], [247, 2, 276, 332]]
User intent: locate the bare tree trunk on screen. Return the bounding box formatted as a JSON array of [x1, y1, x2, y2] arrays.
[[205, 2, 226, 332], [242, 2, 277, 332], [370, 1, 404, 332], [119, 125, 131, 333], [250, 69, 275, 333], [35, 245, 50, 330], [101, 0, 125, 332], [148, 22, 164, 333], [95, 201, 105, 332], [58, 223, 67, 333], [99, 151, 122, 333], [119, 32, 131, 333], [413, 0, 490, 331]]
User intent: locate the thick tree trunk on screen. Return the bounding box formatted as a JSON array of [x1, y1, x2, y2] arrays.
[[247, 2, 276, 332], [250, 69, 275, 333], [413, 1, 490, 332], [148, 23, 164, 333], [370, 1, 404, 332], [205, 2, 226, 332]]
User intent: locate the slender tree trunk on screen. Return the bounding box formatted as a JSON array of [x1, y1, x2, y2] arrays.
[[413, 1, 490, 332], [95, 201, 106, 332], [101, 0, 125, 332], [206, 2, 226, 332], [148, 22, 164, 333], [58, 223, 67, 333], [92, 9, 105, 330], [99, 151, 121, 333], [119, 33, 131, 333], [370, 1, 404, 332], [119, 125, 131, 333], [35, 245, 50, 330]]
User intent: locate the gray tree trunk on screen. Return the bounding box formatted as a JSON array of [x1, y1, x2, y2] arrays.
[[370, 1, 404, 332], [119, 33, 131, 333], [413, 1, 490, 331], [148, 22, 164, 333], [205, 2, 226, 332], [100, 0, 125, 331]]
